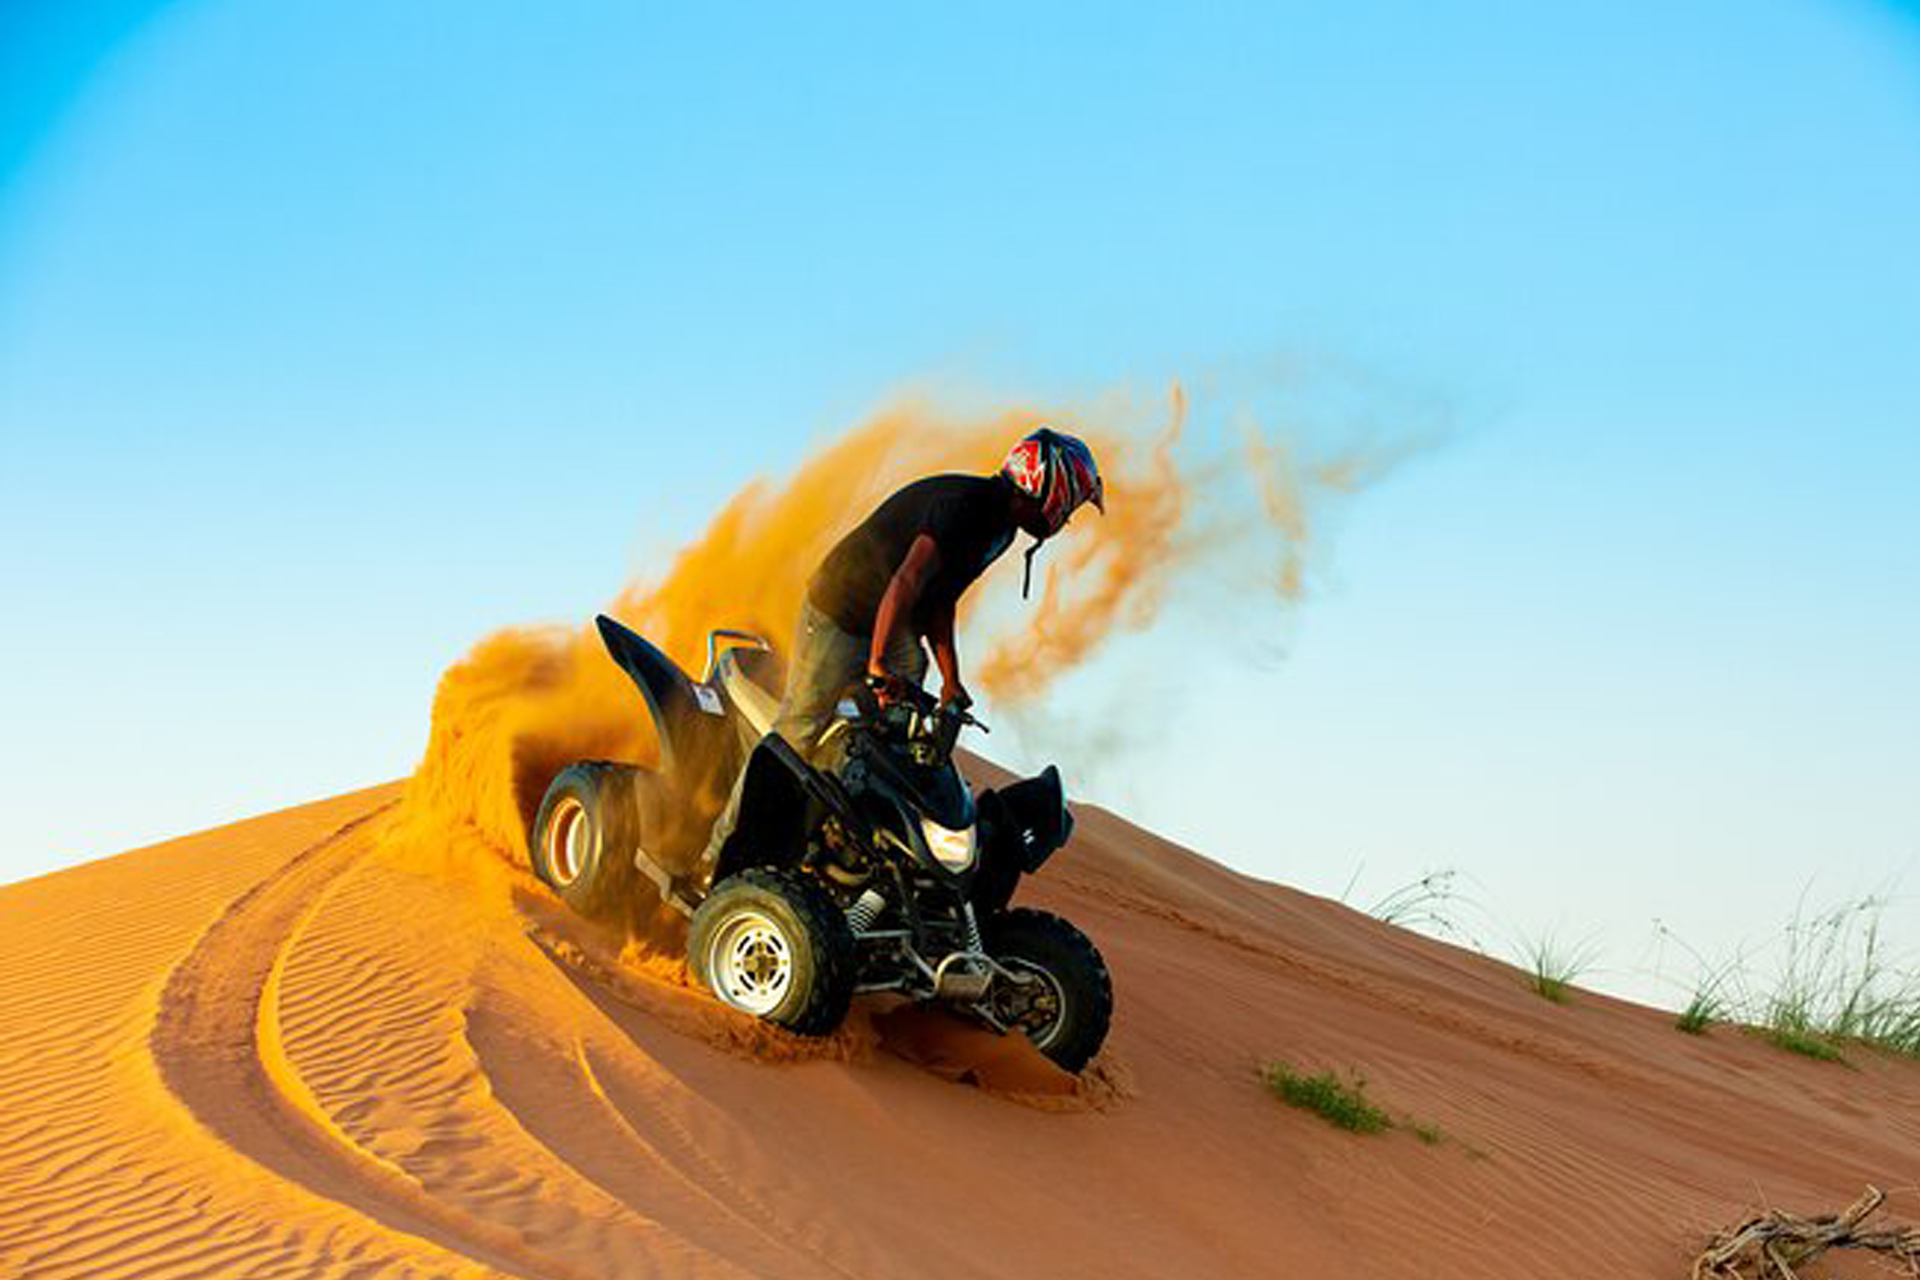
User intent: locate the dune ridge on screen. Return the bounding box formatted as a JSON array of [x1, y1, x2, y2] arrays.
[[3, 781, 1919, 1279]]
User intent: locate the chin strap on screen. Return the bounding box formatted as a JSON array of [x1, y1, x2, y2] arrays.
[[1022, 538, 1042, 599]]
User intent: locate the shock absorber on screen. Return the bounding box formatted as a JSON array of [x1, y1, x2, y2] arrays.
[[845, 888, 887, 934], [962, 902, 985, 954]]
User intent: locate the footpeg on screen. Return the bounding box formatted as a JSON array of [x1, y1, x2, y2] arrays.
[[631, 845, 698, 918], [932, 951, 994, 1001]]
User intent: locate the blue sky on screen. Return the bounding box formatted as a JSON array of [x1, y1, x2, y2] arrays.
[[3, 0, 1916, 1004]]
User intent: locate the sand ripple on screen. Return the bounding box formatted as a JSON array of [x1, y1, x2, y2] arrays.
[[3, 787, 1919, 1278]]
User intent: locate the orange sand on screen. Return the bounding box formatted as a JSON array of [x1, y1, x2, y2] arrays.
[[4, 773, 1918, 1278]]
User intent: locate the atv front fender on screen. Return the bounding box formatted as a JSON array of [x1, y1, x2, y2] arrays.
[[972, 765, 1074, 916], [981, 765, 1073, 872], [706, 732, 868, 895]]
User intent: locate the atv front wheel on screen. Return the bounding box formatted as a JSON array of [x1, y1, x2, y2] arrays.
[[688, 869, 855, 1035], [983, 908, 1113, 1073]]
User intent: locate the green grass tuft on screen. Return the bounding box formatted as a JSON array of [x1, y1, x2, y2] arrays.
[[1652, 919, 1747, 1037], [1515, 930, 1602, 1004], [1348, 866, 1486, 952], [1676, 990, 1723, 1034], [1746, 893, 1917, 1062], [1659, 896, 1920, 1061], [1409, 1120, 1445, 1146], [1260, 1062, 1393, 1134], [1762, 1022, 1848, 1063]]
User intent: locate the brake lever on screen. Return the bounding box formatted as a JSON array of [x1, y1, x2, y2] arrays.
[[941, 704, 988, 734]]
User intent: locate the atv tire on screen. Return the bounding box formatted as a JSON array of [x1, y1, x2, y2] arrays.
[[530, 761, 656, 921], [688, 869, 855, 1036], [983, 908, 1113, 1073]]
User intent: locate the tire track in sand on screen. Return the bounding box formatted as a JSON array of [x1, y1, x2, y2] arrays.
[[147, 804, 596, 1280], [0, 788, 444, 1280], [268, 843, 746, 1278]]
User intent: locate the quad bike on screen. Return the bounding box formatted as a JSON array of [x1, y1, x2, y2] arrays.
[[529, 615, 1112, 1073]]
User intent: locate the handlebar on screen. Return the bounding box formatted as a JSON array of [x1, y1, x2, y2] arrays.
[[855, 675, 989, 736]]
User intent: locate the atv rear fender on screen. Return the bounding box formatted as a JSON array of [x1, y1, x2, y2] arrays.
[[594, 614, 736, 791]]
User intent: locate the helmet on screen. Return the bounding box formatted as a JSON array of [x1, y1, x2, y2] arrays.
[[1000, 426, 1105, 537]]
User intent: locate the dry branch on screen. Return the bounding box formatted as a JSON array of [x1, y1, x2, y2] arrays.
[[1693, 1186, 1920, 1279]]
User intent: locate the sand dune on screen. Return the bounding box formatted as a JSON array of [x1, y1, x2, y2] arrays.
[[3, 777, 1917, 1279]]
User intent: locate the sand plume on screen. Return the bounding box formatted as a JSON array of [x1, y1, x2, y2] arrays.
[[393, 381, 1413, 872]]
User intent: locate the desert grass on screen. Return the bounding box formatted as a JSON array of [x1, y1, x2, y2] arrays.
[[1761, 1024, 1847, 1063], [1515, 929, 1602, 1004], [1675, 990, 1724, 1035], [1343, 868, 1619, 1012], [1657, 892, 1920, 1062], [1355, 867, 1483, 948], [1762, 894, 1920, 1057], [1259, 1062, 1456, 1147], [1260, 1062, 1392, 1134], [1653, 921, 1743, 1034], [1349, 873, 1607, 1007], [1351, 869, 1920, 1056]]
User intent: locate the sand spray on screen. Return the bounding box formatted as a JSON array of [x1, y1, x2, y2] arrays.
[[386, 383, 1420, 882]]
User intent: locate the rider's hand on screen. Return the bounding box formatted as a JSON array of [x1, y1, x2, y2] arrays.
[[940, 680, 973, 712], [865, 664, 907, 707]]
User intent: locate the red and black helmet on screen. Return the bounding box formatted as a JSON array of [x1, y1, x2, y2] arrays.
[[1001, 426, 1105, 537]]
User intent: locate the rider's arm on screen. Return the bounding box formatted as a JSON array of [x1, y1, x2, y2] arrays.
[[869, 533, 941, 680], [926, 597, 966, 704]]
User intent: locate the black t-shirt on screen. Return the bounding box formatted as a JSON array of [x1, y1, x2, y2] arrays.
[[807, 474, 1019, 635]]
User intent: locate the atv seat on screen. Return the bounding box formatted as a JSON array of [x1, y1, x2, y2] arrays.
[[715, 646, 786, 742]]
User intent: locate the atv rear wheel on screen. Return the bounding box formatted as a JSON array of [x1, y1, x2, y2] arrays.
[[530, 762, 655, 921], [688, 869, 855, 1036], [983, 908, 1112, 1073]]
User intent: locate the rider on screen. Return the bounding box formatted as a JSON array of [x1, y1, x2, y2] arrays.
[[693, 426, 1105, 876]]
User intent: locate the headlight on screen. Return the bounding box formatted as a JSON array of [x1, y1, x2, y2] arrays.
[[920, 817, 977, 871]]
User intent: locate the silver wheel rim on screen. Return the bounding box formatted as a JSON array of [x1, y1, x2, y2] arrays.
[[545, 797, 588, 886], [991, 958, 1068, 1050], [707, 911, 795, 1015]]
